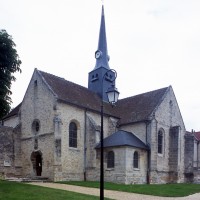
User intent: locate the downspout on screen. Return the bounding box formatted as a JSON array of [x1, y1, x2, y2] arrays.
[[83, 110, 87, 181]]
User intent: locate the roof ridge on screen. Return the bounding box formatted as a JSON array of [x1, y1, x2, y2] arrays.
[[38, 69, 89, 91], [119, 86, 169, 101], [38, 70, 65, 81], [37, 70, 58, 98], [148, 86, 170, 117]]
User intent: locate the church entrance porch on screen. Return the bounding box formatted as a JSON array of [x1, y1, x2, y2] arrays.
[[31, 151, 42, 176]]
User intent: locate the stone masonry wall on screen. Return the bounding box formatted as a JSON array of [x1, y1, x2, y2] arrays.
[[21, 133, 54, 179], [169, 126, 179, 173], [125, 147, 148, 184], [149, 87, 185, 183], [85, 111, 122, 182], [120, 122, 147, 144], [3, 115, 19, 128], [56, 103, 86, 181], [184, 132, 194, 182], [0, 126, 22, 178], [20, 70, 56, 180]]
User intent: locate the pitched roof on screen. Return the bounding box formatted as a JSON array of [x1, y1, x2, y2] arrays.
[[38, 70, 117, 117], [2, 103, 21, 120], [38, 70, 169, 125], [4, 69, 169, 126], [194, 132, 200, 141], [95, 130, 149, 149], [115, 87, 168, 125]]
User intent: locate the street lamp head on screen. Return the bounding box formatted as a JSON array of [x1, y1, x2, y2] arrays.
[[106, 84, 120, 106]]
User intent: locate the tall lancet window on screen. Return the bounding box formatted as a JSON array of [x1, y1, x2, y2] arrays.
[[133, 151, 139, 168], [158, 130, 164, 154], [69, 122, 77, 148], [107, 151, 115, 168]]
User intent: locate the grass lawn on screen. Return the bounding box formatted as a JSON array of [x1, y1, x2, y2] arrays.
[[0, 180, 111, 200], [58, 181, 200, 197]]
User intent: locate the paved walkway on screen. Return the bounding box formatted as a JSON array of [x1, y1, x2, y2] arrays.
[[29, 182, 200, 200]]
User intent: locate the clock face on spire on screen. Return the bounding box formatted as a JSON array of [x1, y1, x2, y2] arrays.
[[95, 50, 102, 59]]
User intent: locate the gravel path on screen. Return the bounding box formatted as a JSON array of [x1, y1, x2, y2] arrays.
[[29, 182, 200, 200]]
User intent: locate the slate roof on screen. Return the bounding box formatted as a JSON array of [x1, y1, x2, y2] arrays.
[[95, 130, 149, 149], [115, 87, 168, 125], [4, 69, 169, 126], [38, 70, 169, 125], [2, 103, 21, 120], [38, 70, 117, 117]]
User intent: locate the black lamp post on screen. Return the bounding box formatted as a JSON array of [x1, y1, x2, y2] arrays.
[[100, 69, 119, 200]]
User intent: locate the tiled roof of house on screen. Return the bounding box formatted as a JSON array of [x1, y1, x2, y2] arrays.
[[95, 130, 149, 149], [3, 69, 169, 126], [194, 132, 200, 141]]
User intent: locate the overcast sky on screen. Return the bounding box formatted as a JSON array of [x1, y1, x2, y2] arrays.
[[1, 0, 200, 131]]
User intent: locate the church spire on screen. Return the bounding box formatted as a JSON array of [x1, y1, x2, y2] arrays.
[[94, 5, 110, 69], [88, 4, 115, 102]]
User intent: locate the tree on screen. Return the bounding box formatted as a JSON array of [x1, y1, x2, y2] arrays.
[[0, 29, 22, 119]]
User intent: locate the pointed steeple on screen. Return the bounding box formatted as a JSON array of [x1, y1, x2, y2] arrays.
[[94, 5, 110, 69], [88, 5, 116, 102]]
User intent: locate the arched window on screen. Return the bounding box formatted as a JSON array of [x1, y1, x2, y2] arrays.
[[158, 130, 163, 154], [133, 151, 139, 168], [32, 119, 40, 135], [107, 151, 114, 168], [69, 122, 77, 148]]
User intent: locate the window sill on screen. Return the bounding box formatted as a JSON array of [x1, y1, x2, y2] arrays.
[[106, 168, 114, 171], [69, 147, 80, 152], [133, 168, 140, 171]]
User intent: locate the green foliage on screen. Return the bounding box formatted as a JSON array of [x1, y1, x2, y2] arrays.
[[0, 181, 111, 200], [59, 181, 200, 197], [0, 29, 22, 119]]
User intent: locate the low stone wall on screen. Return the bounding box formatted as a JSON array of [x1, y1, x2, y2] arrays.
[[0, 126, 22, 179]]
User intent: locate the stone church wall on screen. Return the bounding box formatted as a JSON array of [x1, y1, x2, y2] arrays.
[[149, 87, 185, 183], [85, 110, 122, 182], [120, 123, 147, 144], [20, 70, 56, 179], [56, 103, 86, 181], [3, 115, 19, 128], [20, 133, 54, 179], [125, 147, 148, 184], [184, 132, 194, 182]]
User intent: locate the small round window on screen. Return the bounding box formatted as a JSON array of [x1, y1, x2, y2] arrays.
[[32, 120, 40, 134]]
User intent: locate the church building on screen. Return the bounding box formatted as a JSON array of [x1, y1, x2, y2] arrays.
[[0, 5, 195, 184]]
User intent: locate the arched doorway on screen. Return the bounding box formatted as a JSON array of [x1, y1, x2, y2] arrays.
[[31, 151, 42, 176]]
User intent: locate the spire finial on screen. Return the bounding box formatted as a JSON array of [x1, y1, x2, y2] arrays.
[[94, 4, 110, 69]]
